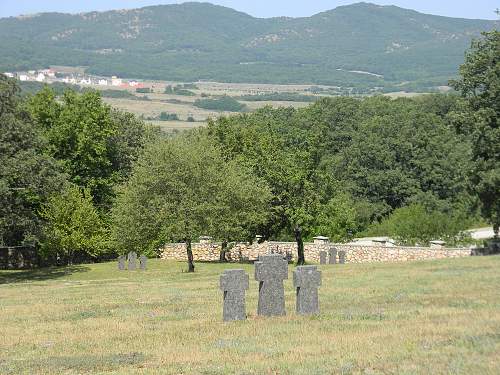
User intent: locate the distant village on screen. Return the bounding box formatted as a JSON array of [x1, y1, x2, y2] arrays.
[[3, 68, 144, 89]]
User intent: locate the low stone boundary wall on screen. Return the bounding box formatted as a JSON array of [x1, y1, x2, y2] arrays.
[[161, 241, 471, 264]]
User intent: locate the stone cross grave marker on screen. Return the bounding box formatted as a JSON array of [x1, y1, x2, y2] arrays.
[[139, 255, 147, 270], [328, 248, 337, 264], [220, 269, 249, 321], [128, 251, 137, 270], [293, 266, 321, 315], [118, 255, 126, 270], [319, 251, 327, 265], [338, 250, 346, 264], [255, 254, 288, 316]]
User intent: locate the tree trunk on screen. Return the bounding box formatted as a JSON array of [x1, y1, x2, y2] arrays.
[[186, 239, 195, 272], [494, 222, 499, 239], [219, 239, 228, 262], [294, 225, 305, 265]]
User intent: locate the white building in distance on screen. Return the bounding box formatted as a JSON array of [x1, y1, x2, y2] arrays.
[[111, 76, 122, 86]]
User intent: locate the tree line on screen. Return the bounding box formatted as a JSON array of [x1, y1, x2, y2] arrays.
[[1, 31, 498, 269]]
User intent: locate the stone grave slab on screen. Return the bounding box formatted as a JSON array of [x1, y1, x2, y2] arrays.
[[118, 255, 126, 270], [293, 265, 321, 315], [139, 255, 147, 270], [220, 269, 249, 321], [338, 250, 346, 264], [319, 251, 327, 265], [128, 251, 137, 270], [328, 248, 337, 264], [254, 254, 288, 316]]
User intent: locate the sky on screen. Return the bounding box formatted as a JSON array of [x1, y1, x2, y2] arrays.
[[0, 0, 499, 20]]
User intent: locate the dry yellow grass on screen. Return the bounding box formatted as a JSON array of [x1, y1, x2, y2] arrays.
[[1, 256, 499, 374]]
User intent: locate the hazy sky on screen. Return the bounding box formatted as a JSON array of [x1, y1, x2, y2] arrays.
[[0, 0, 499, 20]]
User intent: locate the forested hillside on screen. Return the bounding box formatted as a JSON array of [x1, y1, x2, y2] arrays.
[[0, 2, 496, 90]]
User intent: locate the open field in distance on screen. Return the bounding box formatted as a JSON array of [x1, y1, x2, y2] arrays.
[[97, 81, 326, 132], [1, 256, 499, 374]]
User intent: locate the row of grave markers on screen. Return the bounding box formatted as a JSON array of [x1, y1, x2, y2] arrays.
[[320, 248, 346, 265], [118, 252, 147, 270], [220, 254, 322, 321]]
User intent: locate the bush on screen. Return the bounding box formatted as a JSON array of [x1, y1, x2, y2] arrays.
[[136, 88, 151, 94], [194, 95, 246, 112], [159, 112, 179, 121], [364, 204, 473, 246], [40, 185, 109, 264], [236, 92, 322, 102], [313, 193, 358, 243]]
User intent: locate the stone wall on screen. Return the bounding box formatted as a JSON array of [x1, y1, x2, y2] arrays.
[[161, 241, 471, 264]]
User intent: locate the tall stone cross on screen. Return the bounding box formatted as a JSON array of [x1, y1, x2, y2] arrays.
[[220, 269, 249, 321], [338, 250, 346, 264], [128, 251, 137, 270], [293, 266, 321, 315], [255, 254, 288, 316], [118, 255, 126, 270], [328, 248, 337, 264], [319, 251, 327, 265]]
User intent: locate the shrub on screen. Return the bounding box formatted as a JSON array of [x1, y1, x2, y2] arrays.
[[364, 204, 473, 246], [194, 95, 246, 112], [40, 185, 109, 264]]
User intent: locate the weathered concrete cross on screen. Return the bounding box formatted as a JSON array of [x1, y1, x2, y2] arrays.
[[338, 250, 346, 264], [328, 248, 337, 264], [139, 255, 147, 270], [220, 269, 249, 321], [128, 251, 137, 270], [293, 265, 321, 315], [118, 255, 126, 270], [254, 254, 288, 316]]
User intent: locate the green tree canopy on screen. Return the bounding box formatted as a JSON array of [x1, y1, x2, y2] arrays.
[[451, 30, 500, 236], [27, 87, 153, 209], [40, 185, 109, 264], [0, 75, 65, 246], [111, 132, 272, 271]]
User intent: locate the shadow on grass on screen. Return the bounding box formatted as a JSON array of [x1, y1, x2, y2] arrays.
[[0, 352, 146, 374], [0, 265, 91, 284]]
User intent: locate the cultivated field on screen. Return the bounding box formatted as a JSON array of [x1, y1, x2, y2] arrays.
[[1, 256, 499, 374], [91, 81, 329, 132]]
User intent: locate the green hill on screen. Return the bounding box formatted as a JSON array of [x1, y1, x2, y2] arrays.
[[0, 2, 497, 90]]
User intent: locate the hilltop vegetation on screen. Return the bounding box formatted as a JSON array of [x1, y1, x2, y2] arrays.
[[1, 30, 498, 264], [0, 2, 496, 91]]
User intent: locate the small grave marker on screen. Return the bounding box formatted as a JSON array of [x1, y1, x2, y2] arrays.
[[319, 251, 327, 264], [293, 266, 321, 315], [338, 250, 346, 264], [220, 269, 249, 321], [128, 251, 137, 270], [139, 255, 147, 270], [118, 255, 126, 270], [328, 248, 337, 264], [255, 254, 288, 316]]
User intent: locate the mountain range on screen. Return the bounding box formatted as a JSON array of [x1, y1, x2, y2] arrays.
[[0, 2, 497, 90]]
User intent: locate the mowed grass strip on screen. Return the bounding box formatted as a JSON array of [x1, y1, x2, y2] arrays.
[[0, 257, 499, 374]]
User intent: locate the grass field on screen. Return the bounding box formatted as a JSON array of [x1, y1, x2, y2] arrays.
[[1, 257, 499, 374]]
